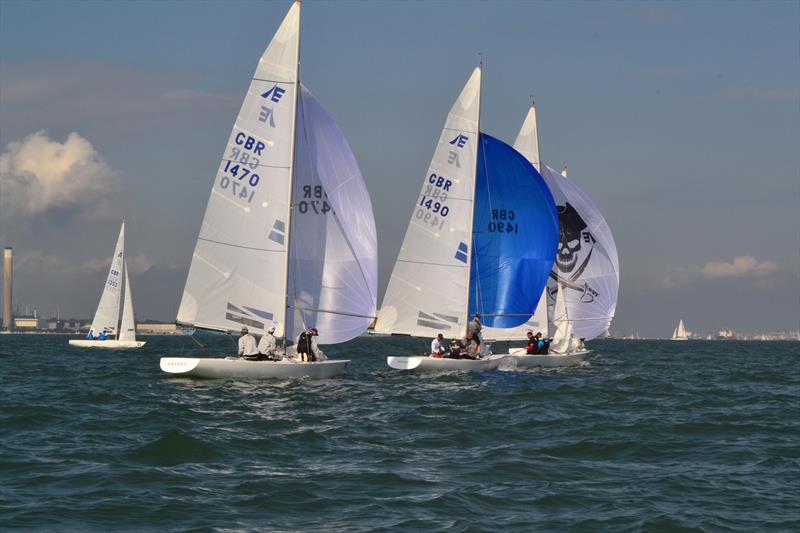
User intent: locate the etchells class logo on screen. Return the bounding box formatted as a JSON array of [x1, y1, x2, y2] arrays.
[[551, 202, 599, 303]]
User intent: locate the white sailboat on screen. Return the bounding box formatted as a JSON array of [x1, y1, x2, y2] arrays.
[[161, 1, 377, 379], [499, 102, 618, 367], [69, 223, 146, 349], [376, 67, 560, 372], [671, 319, 689, 340]]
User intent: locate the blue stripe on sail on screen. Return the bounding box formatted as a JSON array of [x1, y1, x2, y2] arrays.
[[458, 242, 468, 253], [268, 231, 284, 245], [468, 133, 559, 329], [455, 251, 468, 263]]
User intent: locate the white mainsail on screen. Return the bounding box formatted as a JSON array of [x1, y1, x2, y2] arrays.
[[89, 222, 125, 336], [118, 261, 137, 342], [375, 68, 482, 337], [176, 2, 376, 345], [514, 104, 619, 341], [672, 319, 688, 340], [177, 3, 300, 338]]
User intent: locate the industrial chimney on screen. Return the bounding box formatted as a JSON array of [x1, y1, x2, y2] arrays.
[[3, 247, 12, 331]]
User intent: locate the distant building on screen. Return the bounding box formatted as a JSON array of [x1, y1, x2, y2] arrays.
[[137, 322, 179, 335], [13, 317, 38, 330]]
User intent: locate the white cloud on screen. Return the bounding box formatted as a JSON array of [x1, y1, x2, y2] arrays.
[[81, 253, 156, 275], [701, 256, 778, 280], [0, 131, 119, 218], [660, 256, 779, 288], [723, 85, 800, 103]]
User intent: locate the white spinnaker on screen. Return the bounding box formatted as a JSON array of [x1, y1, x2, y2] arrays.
[[286, 86, 378, 345], [90, 222, 125, 336], [177, 3, 300, 338], [539, 164, 619, 340], [481, 103, 548, 341], [375, 67, 481, 337], [118, 261, 137, 342]]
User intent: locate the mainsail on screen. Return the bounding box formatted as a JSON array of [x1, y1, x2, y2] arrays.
[[375, 68, 481, 337], [513, 105, 619, 341], [89, 222, 125, 336], [177, 4, 300, 337], [177, 2, 376, 344], [118, 261, 137, 342], [376, 68, 558, 339]]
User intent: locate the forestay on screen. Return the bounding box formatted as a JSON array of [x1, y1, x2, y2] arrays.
[[177, 3, 300, 338], [539, 164, 619, 340], [375, 68, 481, 337], [469, 134, 558, 329], [90, 223, 125, 336], [286, 85, 378, 345], [118, 262, 137, 342]]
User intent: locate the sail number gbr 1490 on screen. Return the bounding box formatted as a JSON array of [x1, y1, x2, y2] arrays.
[[416, 172, 451, 230]]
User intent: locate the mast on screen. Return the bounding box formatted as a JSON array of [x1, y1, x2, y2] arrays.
[[463, 61, 482, 338], [281, 0, 302, 343]]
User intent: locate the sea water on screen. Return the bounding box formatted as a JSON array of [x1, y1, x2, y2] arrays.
[[1, 335, 798, 531]]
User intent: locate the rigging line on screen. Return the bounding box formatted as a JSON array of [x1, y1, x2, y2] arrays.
[[179, 327, 216, 357], [397, 259, 467, 268]]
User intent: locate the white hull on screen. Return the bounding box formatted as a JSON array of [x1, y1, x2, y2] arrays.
[[69, 339, 146, 349], [494, 348, 590, 368], [387, 356, 504, 372], [671, 337, 689, 341], [160, 357, 348, 379]]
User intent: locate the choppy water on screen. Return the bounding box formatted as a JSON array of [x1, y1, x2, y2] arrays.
[[1, 335, 799, 531]]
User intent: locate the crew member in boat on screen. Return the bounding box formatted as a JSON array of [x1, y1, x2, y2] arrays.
[[526, 331, 539, 354], [86, 329, 95, 340], [98, 330, 108, 341], [430, 333, 447, 357], [296, 327, 326, 362], [462, 338, 481, 360], [467, 314, 482, 347], [447, 338, 463, 359], [258, 326, 279, 360], [238, 327, 259, 359]]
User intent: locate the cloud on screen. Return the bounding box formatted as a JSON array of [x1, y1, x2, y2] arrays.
[[723, 85, 800, 103], [81, 253, 157, 275], [0, 131, 119, 219], [660, 256, 779, 288], [0, 61, 237, 138]]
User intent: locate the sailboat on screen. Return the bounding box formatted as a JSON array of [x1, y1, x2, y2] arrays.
[[69, 223, 145, 349], [672, 319, 689, 340], [501, 102, 618, 367], [160, 2, 377, 379], [375, 67, 560, 371]]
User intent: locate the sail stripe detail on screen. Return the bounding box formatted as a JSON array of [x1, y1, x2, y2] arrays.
[[225, 313, 264, 330]]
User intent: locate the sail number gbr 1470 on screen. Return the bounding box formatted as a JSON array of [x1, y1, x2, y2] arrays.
[[217, 133, 265, 204], [416, 173, 451, 230]]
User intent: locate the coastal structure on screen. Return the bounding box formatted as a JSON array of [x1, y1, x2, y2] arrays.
[[2, 247, 12, 331]]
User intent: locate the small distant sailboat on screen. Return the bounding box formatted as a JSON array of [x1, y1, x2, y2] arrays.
[[69, 223, 145, 349], [671, 319, 689, 341], [376, 67, 560, 372], [161, 2, 377, 379]]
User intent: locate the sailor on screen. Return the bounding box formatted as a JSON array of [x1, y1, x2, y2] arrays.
[[526, 331, 539, 354], [98, 330, 108, 341], [467, 313, 482, 347], [86, 329, 94, 340], [258, 326, 279, 360], [539, 334, 550, 354], [237, 327, 259, 359], [430, 333, 447, 357], [296, 327, 326, 362], [462, 338, 480, 360], [448, 338, 463, 359]]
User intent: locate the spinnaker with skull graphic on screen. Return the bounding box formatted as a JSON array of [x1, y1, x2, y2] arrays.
[[513, 104, 620, 342]]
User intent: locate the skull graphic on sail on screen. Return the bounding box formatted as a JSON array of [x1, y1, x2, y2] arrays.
[[556, 203, 593, 276]]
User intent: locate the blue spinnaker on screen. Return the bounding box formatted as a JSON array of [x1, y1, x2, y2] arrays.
[[469, 133, 558, 328]]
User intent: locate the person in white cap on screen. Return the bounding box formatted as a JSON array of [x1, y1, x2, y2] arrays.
[[237, 327, 259, 359], [258, 326, 278, 360]]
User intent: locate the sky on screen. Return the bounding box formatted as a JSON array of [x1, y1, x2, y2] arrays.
[[0, 0, 798, 337]]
